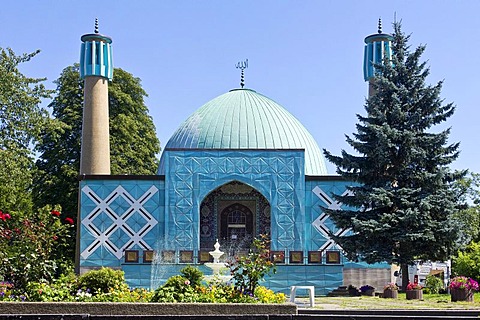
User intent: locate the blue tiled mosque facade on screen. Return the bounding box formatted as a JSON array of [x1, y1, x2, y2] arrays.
[[78, 25, 392, 295]]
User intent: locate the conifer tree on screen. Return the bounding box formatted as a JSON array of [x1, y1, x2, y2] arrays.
[[323, 23, 463, 290]]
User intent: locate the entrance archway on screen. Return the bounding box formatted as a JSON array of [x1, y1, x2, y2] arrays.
[[199, 181, 270, 253]]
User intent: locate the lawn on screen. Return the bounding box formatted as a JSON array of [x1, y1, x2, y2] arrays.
[[311, 293, 480, 310]]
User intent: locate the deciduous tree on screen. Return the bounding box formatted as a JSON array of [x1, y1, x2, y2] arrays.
[[34, 65, 160, 260], [0, 48, 51, 213]]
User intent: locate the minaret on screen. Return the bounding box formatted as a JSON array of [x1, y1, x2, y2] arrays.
[[363, 18, 393, 97], [79, 19, 113, 175]]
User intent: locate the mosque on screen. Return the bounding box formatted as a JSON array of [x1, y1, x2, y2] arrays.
[[76, 20, 393, 294]]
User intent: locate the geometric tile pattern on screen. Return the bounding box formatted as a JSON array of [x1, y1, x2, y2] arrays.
[[312, 186, 352, 252], [164, 149, 305, 251], [80, 185, 158, 259]]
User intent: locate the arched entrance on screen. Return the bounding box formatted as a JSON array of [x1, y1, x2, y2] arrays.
[[199, 181, 270, 253]]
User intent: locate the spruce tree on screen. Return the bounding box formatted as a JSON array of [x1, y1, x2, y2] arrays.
[[323, 23, 463, 290]]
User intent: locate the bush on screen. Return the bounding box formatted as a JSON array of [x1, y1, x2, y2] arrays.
[[26, 271, 77, 301], [0, 205, 74, 291], [425, 275, 444, 294], [227, 234, 276, 294], [81, 287, 153, 302], [26, 267, 152, 302], [78, 267, 128, 295], [180, 266, 204, 288], [151, 275, 197, 302]]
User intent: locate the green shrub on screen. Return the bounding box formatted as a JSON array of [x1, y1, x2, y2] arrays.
[[151, 275, 198, 302], [180, 266, 204, 288], [78, 267, 128, 295], [425, 275, 444, 294], [84, 287, 153, 302], [227, 234, 276, 294], [26, 271, 77, 301]]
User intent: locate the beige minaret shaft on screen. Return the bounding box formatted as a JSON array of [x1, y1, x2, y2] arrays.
[[368, 80, 376, 98], [80, 76, 111, 175]]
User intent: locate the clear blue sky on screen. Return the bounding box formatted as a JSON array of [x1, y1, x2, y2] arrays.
[[2, 1, 479, 174]]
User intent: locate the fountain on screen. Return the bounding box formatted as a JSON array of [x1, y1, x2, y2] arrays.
[[204, 239, 232, 282]]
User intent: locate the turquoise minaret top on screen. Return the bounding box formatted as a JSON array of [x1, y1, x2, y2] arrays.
[[80, 19, 113, 80], [363, 19, 393, 81]]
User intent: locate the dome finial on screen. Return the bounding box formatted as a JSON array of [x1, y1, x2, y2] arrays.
[[95, 18, 99, 34], [378, 17, 382, 34], [235, 59, 248, 88]]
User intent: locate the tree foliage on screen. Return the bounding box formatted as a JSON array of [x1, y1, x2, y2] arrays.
[[453, 241, 480, 281], [451, 172, 480, 246], [323, 23, 463, 289], [0, 47, 51, 213], [34, 64, 160, 221]]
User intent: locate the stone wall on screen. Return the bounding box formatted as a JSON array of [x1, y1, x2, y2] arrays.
[[343, 268, 392, 292]]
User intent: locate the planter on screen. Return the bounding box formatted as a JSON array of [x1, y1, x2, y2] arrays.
[[383, 289, 398, 299], [451, 288, 474, 302], [406, 289, 423, 300], [361, 289, 375, 296], [348, 288, 359, 297]]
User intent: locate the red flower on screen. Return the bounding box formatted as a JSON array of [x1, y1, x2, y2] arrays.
[[406, 282, 422, 290], [51, 210, 60, 217], [52, 235, 58, 240], [0, 211, 10, 221], [65, 217, 74, 225]]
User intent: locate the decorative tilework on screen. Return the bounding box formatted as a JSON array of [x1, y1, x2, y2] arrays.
[[81, 185, 159, 260], [164, 150, 305, 251], [311, 186, 352, 252]]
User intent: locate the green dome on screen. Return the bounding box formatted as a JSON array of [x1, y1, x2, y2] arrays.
[[160, 88, 327, 175]]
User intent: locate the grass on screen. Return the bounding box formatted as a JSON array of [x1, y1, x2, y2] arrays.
[[308, 293, 480, 310]]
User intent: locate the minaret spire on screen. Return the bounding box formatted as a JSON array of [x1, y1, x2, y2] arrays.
[[378, 18, 382, 34], [94, 18, 99, 34]]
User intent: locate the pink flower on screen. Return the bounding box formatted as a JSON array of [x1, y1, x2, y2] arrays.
[[450, 276, 479, 291], [184, 280, 190, 285]]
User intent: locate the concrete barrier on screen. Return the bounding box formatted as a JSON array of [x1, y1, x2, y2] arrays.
[[0, 302, 297, 316]]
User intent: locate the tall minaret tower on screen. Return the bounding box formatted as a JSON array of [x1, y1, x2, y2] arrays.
[[363, 19, 393, 97], [79, 19, 113, 175]]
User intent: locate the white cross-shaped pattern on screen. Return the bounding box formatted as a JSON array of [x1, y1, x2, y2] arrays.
[[81, 185, 158, 259], [312, 186, 352, 252]]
